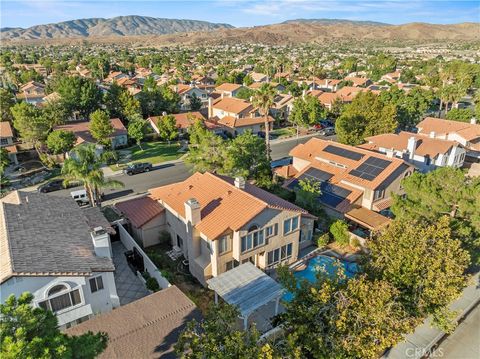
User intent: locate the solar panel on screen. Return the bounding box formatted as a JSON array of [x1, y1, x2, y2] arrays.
[[318, 182, 352, 208], [349, 156, 392, 181], [324, 145, 364, 161], [299, 168, 333, 183]]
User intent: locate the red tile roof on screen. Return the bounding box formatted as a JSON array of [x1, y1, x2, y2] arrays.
[[115, 196, 164, 228]]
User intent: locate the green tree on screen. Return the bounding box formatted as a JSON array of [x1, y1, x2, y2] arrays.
[[391, 167, 480, 263], [295, 178, 321, 215], [446, 108, 474, 122], [223, 131, 271, 185], [1, 292, 108, 359], [289, 95, 326, 136], [0, 88, 15, 122], [119, 91, 141, 121], [11, 102, 49, 152], [367, 217, 470, 330], [156, 115, 178, 141], [175, 303, 270, 359], [278, 268, 415, 359], [54, 76, 102, 119], [103, 82, 124, 119], [186, 120, 225, 173], [62, 144, 123, 206], [46, 130, 76, 154], [188, 93, 202, 111], [336, 91, 397, 145], [329, 219, 350, 246], [89, 109, 113, 146], [252, 83, 276, 160], [0, 147, 10, 171], [235, 87, 254, 101], [127, 114, 147, 149]]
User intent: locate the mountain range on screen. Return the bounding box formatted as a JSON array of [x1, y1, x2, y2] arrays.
[[1, 16, 233, 40], [1, 16, 479, 44]]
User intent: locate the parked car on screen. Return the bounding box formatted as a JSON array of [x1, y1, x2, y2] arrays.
[[71, 189, 90, 206], [38, 179, 65, 193], [257, 131, 276, 140], [319, 127, 335, 136], [124, 162, 153, 176]]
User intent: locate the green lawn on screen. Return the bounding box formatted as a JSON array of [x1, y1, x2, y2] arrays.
[[271, 126, 297, 138], [110, 142, 184, 170]]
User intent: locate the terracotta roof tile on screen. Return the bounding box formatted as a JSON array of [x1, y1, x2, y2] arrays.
[[212, 97, 253, 115], [417, 117, 480, 143], [0, 122, 14, 138], [216, 83, 242, 92], [149, 172, 313, 239], [115, 196, 164, 228]]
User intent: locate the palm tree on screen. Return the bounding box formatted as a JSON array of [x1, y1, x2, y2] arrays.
[[252, 83, 276, 160], [62, 144, 124, 207]]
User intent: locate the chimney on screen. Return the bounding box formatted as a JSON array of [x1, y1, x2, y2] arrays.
[[91, 226, 112, 258], [471, 117, 477, 125], [407, 136, 417, 160], [208, 97, 213, 118], [429, 131, 435, 139], [385, 148, 394, 158], [162, 111, 167, 116], [302, 89, 306, 99], [249, 96, 253, 103], [221, 92, 224, 99], [174, 85, 178, 93], [184, 198, 201, 225], [234, 177, 245, 189]]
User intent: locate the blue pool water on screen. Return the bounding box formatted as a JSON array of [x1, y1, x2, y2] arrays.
[[282, 255, 359, 302]]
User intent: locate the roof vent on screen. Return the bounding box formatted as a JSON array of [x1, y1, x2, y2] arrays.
[[93, 226, 106, 236], [234, 177, 245, 189]]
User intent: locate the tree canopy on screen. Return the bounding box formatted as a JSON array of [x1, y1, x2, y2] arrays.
[[89, 109, 114, 146], [367, 217, 470, 330], [1, 292, 108, 359], [336, 91, 397, 145], [46, 130, 76, 154]]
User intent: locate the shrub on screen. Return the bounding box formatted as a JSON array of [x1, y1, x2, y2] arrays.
[[330, 220, 350, 246], [146, 277, 160, 292], [158, 230, 172, 246], [350, 237, 361, 248], [316, 233, 330, 248]]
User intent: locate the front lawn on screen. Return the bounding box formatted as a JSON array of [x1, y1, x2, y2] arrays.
[[271, 126, 297, 138], [111, 141, 184, 170]]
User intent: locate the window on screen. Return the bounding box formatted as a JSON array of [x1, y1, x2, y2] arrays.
[[283, 217, 299, 235], [218, 236, 229, 254], [48, 284, 67, 296], [374, 189, 385, 201], [265, 224, 278, 238], [242, 256, 254, 264], [0, 138, 8, 145], [38, 289, 81, 313], [225, 260, 239, 271], [241, 226, 265, 253], [89, 276, 104, 293], [267, 243, 293, 266]]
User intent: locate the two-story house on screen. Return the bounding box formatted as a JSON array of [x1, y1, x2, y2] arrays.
[[16, 81, 46, 105], [0, 122, 18, 165], [416, 117, 480, 162], [149, 172, 315, 286], [0, 191, 119, 329], [208, 96, 272, 136], [283, 138, 414, 232], [215, 83, 244, 98], [174, 84, 209, 111], [359, 131, 466, 172]]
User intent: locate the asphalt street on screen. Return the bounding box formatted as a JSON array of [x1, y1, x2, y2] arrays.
[[46, 134, 330, 205]]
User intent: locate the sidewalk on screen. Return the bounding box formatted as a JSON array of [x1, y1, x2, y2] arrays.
[[382, 272, 480, 359]]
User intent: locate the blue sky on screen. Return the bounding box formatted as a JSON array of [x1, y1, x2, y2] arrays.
[[1, 0, 479, 29]]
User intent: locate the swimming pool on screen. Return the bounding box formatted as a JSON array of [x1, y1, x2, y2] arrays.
[[282, 255, 359, 302]]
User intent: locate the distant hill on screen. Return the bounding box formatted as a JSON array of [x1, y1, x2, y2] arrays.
[[0, 15, 234, 40], [281, 19, 390, 26], [2, 17, 479, 45]]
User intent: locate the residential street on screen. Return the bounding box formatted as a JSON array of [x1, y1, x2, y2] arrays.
[[46, 134, 329, 205]]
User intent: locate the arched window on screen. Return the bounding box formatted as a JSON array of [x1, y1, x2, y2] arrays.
[[248, 225, 258, 232], [48, 284, 67, 296]]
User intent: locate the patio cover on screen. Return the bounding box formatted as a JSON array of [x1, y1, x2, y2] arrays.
[[207, 263, 284, 326], [345, 207, 391, 231]]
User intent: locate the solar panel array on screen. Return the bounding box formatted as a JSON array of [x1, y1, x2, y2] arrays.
[[324, 145, 364, 161], [349, 157, 391, 181], [288, 167, 351, 208]]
